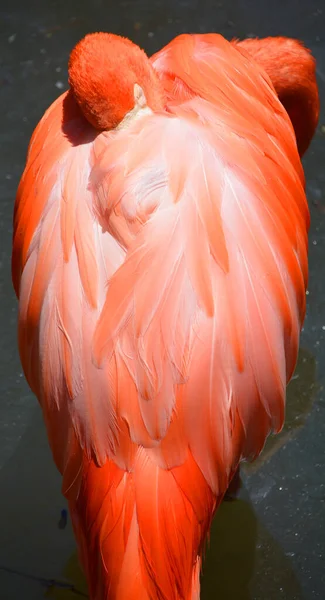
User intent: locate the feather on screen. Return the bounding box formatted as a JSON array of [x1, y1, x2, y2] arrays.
[[12, 31, 313, 600]]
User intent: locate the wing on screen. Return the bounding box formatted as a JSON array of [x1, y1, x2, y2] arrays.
[[12, 91, 128, 477], [92, 34, 309, 492]]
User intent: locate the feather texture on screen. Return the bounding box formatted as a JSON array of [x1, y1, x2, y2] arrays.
[[12, 32, 314, 600]]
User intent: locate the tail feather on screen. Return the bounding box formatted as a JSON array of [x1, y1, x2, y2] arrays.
[[69, 449, 216, 600]]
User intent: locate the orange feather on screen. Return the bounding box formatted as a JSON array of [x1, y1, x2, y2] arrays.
[[12, 32, 318, 599]]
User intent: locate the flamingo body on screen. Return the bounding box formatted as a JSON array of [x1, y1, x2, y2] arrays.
[[12, 32, 318, 600]]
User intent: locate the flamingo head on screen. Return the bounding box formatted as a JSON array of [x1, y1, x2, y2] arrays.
[[68, 32, 165, 130]]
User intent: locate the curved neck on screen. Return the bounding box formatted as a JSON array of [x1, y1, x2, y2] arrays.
[[234, 37, 319, 157]]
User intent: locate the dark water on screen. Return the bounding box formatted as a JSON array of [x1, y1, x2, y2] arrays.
[[1, 1, 325, 598]]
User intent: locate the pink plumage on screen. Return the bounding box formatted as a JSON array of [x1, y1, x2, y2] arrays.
[[12, 32, 318, 599]]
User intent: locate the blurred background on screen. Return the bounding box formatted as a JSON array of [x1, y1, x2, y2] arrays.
[[0, 1, 324, 598]]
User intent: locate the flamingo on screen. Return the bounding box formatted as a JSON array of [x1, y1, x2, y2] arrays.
[[12, 32, 319, 600]]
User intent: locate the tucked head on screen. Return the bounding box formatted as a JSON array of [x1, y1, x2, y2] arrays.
[[68, 32, 165, 130]]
